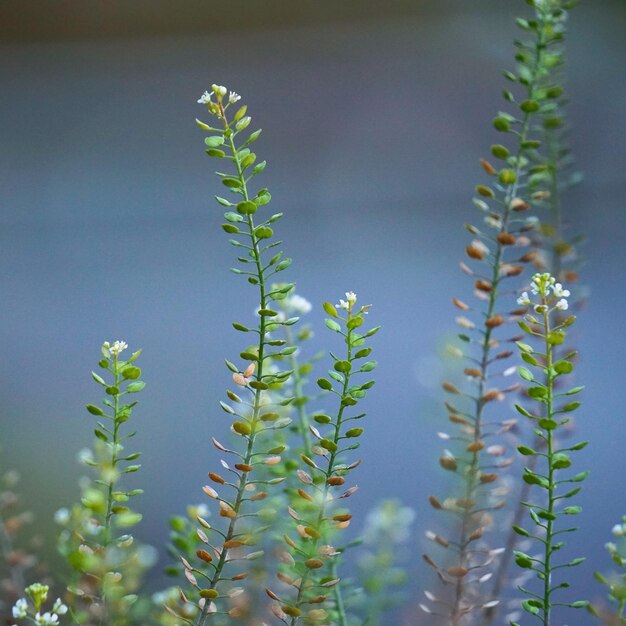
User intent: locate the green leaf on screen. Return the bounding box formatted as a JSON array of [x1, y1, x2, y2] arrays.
[[345, 428, 363, 438], [512, 525, 530, 537], [521, 352, 538, 366], [538, 418, 558, 430], [493, 116, 510, 132], [91, 371, 106, 386], [515, 404, 535, 418], [554, 360, 574, 374], [520, 99, 540, 113], [324, 319, 341, 333], [517, 445, 536, 456], [518, 366, 534, 381], [317, 378, 333, 391], [95, 429, 108, 442], [561, 401, 581, 413], [204, 135, 224, 148], [86, 404, 105, 416], [319, 439, 337, 452], [563, 506, 582, 515], [565, 385, 584, 395], [347, 315, 364, 330], [121, 366, 140, 380], [334, 360, 351, 373], [237, 200, 257, 215], [222, 223, 240, 234], [491, 144, 510, 159], [207, 148, 225, 158], [515, 552, 534, 569], [360, 360, 377, 372], [126, 381, 145, 393]]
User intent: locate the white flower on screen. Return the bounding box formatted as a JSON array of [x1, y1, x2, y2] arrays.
[[555, 298, 569, 310], [109, 340, 128, 356], [517, 292, 531, 306], [12, 598, 28, 619], [286, 294, 312, 315], [102, 341, 110, 349], [612, 524, 625, 537], [211, 84, 227, 97], [337, 291, 358, 310], [197, 90, 213, 104], [229, 91, 241, 104], [35, 612, 59, 625], [76, 448, 94, 465], [52, 599, 68, 615], [552, 283, 570, 298], [53, 508, 70, 525]]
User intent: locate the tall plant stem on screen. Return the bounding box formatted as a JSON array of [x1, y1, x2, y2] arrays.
[[288, 328, 353, 626], [196, 118, 269, 626], [451, 18, 549, 622]]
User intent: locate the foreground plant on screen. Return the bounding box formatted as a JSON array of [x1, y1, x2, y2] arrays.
[[172, 84, 296, 624], [421, 1, 580, 622], [10, 582, 67, 626], [510, 272, 587, 624], [57, 341, 148, 625], [267, 291, 378, 625]]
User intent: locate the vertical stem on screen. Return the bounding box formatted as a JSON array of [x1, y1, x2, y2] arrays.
[[100, 358, 121, 626], [196, 114, 269, 626], [289, 325, 354, 626], [542, 306, 555, 626]]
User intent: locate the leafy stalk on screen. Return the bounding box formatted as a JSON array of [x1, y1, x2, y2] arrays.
[[58, 341, 147, 626], [176, 85, 296, 625], [511, 272, 588, 625], [267, 293, 378, 625], [422, 1, 577, 622]]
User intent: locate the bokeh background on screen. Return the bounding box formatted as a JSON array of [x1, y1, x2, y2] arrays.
[[1, 0, 625, 622]]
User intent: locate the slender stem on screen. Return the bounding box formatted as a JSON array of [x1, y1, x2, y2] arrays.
[[196, 114, 269, 626], [285, 325, 313, 459], [542, 306, 555, 626], [289, 325, 353, 626], [452, 19, 548, 620], [99, 358, 121, 626]]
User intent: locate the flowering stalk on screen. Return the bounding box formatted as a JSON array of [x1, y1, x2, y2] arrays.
[[511, 272, 588, 625], [421, 1, 578, 622], [11, 582, 68, 626], [176, 85, 296, 624], [482, 3, 583, 620], [266, 291, 378, 625], [57, 341, 147, 626]]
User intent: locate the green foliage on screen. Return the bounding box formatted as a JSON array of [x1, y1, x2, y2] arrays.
[[57, 342, 150, 626], [266, 293, 376, 626], [511, 273, 588, 625]]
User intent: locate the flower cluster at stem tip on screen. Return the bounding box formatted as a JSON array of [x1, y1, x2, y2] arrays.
[[336, 291, 370, 315], [197, 83, 241, 116], [517, 272, 570, 312], [11, 583, 68, 625]]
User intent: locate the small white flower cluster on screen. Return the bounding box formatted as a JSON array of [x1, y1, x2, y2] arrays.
[[517, 272, 570, 312], [613, 522, 626, 537], [336, 291, 358, 310], [11, 596, 67, 625], [102, 340, 128, 356], [197, 84, 241, 105], [285, 293, 312, 316]]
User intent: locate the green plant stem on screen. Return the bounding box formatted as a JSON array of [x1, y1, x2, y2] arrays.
[[289, 326, 353, 626], [100, 359, 121, 626], [196, 116, 269, 626], [285, 325, 313, 459], [452, 18, 549, 623], [541, 307, 555, 626]]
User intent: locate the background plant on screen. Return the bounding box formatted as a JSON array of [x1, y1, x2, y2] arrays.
[[56, 341, 149, 626]]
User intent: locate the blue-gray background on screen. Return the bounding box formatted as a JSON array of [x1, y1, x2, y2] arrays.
[[1, 1, 625, 622]]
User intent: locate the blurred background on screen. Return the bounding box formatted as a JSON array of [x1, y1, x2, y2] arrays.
[[1, 0, 625, 621]]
